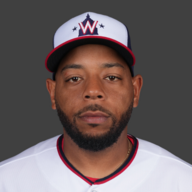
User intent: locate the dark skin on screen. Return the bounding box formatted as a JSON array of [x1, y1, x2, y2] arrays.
[[46, 44, 143, 178]]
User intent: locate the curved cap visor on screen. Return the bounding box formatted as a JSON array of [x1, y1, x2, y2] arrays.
[[45, 36, 136, 76]]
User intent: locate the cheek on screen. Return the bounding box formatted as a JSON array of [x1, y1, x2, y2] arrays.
[[55, 85, 82, 115], [107, 83, 133, 114]]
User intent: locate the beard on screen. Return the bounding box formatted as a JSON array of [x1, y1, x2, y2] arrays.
[[55, 100, 133, 152]]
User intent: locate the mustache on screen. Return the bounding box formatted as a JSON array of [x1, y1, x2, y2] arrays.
[[74, 104, 112, 117]]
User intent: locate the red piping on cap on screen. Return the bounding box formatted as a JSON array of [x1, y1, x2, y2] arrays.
[[45, 36, 136, 72]]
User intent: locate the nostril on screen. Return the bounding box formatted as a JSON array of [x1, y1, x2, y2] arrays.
[[85, 95, 103, 99]]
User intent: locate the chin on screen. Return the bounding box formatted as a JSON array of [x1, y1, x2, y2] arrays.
[[81, 125, 111, 136]]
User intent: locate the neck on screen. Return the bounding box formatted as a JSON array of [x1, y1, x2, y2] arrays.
[[63, 128, 132, 179]]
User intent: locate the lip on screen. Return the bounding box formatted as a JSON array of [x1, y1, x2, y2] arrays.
[[79, 111, 110, 118], [79, 111, 110, 124]]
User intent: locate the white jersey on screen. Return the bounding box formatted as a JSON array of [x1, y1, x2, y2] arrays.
[[0, 134, 192, 192]]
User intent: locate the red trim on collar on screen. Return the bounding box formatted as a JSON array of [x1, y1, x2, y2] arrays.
[[57, 134, 138, 185], [86, 177, 99, 183], [57, 137, 92, 185]]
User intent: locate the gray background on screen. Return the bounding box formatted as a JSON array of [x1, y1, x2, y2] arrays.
[[0, 0, 191, 164]]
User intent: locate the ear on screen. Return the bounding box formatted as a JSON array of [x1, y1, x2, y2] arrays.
[[46, 78, 56, 110], [132, 75, 143, 108]]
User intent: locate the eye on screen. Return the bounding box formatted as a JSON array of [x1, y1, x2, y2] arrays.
[[66, 76, 81, 82], [106, 76, 120, 81]]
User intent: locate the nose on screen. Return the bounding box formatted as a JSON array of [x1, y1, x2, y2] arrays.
[[83, 76, 106, 101]]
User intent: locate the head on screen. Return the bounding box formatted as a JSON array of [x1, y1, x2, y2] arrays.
[[46, 44, 143, 151]]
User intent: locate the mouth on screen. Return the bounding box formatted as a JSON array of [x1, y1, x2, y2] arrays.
[[79, 111, 110, 124]]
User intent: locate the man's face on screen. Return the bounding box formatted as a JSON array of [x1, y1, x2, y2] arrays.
[[47, 44, 142, 151]]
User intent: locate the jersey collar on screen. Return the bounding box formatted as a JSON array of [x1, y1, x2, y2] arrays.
[[57, 134, 138, 185]]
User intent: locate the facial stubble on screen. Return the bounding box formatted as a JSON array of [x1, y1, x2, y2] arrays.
[[55, 100, 133, 152]]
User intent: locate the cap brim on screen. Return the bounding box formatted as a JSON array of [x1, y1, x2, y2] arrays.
[[45, 36, 135, 76]]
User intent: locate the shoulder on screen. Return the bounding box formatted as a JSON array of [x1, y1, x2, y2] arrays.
[[135, 137, 192, 189], [0, 135, 60, 168], [0, 135, 61, 190], [137, 137, 192, 168]]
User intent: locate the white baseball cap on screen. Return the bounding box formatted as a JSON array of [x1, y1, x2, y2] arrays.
[[45, 12, 136, 78]]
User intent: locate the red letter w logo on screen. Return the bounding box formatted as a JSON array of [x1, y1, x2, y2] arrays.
[[79, 20, 98, 34]]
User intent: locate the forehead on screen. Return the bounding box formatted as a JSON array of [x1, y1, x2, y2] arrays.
[[57, 44, 130, 73]]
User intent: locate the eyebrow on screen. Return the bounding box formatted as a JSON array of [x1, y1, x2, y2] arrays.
[[61, 63, 125, 72], [61, 64, 85, 72], [101, 63, 125, 69]]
